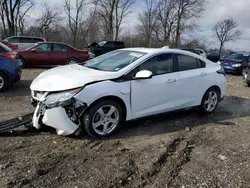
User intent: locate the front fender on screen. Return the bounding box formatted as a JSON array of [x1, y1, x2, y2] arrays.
[[74, 80, 132, 120]]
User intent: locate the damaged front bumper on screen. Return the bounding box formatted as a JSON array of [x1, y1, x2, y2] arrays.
[[31, 91, 87, 136]]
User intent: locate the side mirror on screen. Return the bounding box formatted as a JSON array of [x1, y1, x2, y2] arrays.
[[30, 48, 36, 52], [134, 70, 153, 80]]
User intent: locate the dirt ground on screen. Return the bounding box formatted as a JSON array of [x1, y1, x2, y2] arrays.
[[0, 69, 250, 188]]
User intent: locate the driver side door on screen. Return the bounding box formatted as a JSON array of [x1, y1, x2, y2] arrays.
[[29, 43, 52, 66], [130, 53, 179, 119]]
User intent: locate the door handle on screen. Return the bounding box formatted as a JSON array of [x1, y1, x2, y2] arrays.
[[200, 72, 207, 76], [166, 79, 176, 83]]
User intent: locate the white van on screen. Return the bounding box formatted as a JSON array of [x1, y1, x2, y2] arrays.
[[4, 36, 46, 50]]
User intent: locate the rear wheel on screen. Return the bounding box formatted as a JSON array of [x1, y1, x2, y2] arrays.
[[82, 100, 124, 138], [199, 88, 219, 114], [0, 72, 8, 92], [67, 58, 78, 64]]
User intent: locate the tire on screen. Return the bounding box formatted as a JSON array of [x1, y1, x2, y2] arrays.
[[67, 58, 78, 64], [82, 100, 124, 138], [18, 57, 26, 67], [199, 88, 219, 114], [0, 72, 8, 92], [242, 71, 250, 87]]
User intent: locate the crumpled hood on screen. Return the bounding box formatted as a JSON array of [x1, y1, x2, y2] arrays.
[[30, 64, 117, 92]]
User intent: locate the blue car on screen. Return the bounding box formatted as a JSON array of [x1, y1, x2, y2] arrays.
[[0, 42, 21, 92], [220, 53, 250, 74]]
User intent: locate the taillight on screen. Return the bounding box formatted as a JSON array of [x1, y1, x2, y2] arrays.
[[0, 52, 16, 60], [217, 67, 225, 76]]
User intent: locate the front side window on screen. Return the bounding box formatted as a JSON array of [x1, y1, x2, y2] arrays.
[[36, 44, 52, 52], [84, 50, 147, 72], [177, 54, 204, 71], [6, 37, 19, 43], [137, 54, 173, 75]]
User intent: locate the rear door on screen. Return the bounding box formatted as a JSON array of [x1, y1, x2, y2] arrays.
[[50, 43, 69, 65], [29, 43, 52, 66], [175, 54, 208, 108]]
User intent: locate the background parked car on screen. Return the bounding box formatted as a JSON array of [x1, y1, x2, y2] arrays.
[[88, 41, 125, 56], [219, 52, 250, 74], [4, 36, 46, 50], [0, 40, 18, 51], [17, 42, 90, 67], [207, 53, 220, 63], [181, 48, 207, 58], [0, 42, 21, 92]]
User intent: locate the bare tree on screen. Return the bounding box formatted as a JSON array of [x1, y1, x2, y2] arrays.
[[64, 0, 86, 47], [213, 18, 241, 55], [154, 0, 177, 46], [137, 0, 158, 47], [94, 0, 135, 40], [36, 2, 62, 38], [174, 0, 205, 47], [0, 0, 34, 36]]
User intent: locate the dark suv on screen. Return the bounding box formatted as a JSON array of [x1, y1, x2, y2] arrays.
[[89, 41, 125, 57]]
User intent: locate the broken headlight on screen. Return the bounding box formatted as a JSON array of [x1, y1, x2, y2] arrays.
[[44, 88, 82, 108]]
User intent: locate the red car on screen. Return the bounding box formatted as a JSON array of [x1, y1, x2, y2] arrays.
[[17, 42, 90, 67], [1, 40, 18, 51]]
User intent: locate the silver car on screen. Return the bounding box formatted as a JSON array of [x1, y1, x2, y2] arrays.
[[4, 36, 46, 50]]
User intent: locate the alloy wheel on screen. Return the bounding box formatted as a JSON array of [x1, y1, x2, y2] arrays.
[[18, 59, 24, 66], [68, 59, 77, 64], [0, 75, 4, 90], [204, 91, 218, 112], [92, 105, 119, 136]]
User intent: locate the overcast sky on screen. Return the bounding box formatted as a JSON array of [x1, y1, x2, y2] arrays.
[[29, 0, 250, 51]]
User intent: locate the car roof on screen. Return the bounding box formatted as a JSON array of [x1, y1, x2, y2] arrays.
[[122, 48, 198, 55], [6, 36, 45, 39]]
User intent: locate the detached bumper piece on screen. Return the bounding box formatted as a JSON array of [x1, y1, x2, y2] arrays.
[[0, 113, 33, 133], [33, 99, 87, 136]]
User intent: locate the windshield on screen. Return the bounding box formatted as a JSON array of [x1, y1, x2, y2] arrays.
[[227, 53, 249, 61], [98, 41, 107, 47], [84, 50, 147, 72]]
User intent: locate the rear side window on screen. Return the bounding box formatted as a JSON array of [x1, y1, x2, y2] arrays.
[[53, 44, 68, 52], [115, 42, 125, 48], [19, 37, 34, 43], [104, 42, 115, 48], [33, 38, 45, 43], [177, 54, 205, 71]]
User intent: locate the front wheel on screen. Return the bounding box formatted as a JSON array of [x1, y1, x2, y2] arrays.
[[18, 57, 26, 67], [82, 100, 124, 138], [0, 72, 8, 92], [199, 88, 219, 114], [242, 70, 250, 87]]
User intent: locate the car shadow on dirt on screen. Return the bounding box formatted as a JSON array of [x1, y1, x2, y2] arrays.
[[0, 96, 249, 139], [108, 95, 250, 139]]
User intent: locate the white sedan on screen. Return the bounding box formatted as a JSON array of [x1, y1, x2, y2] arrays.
[[30, 48, 227, 138]]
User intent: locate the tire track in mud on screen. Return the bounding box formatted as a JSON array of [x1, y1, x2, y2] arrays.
[[109, 135, 196, 188]]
